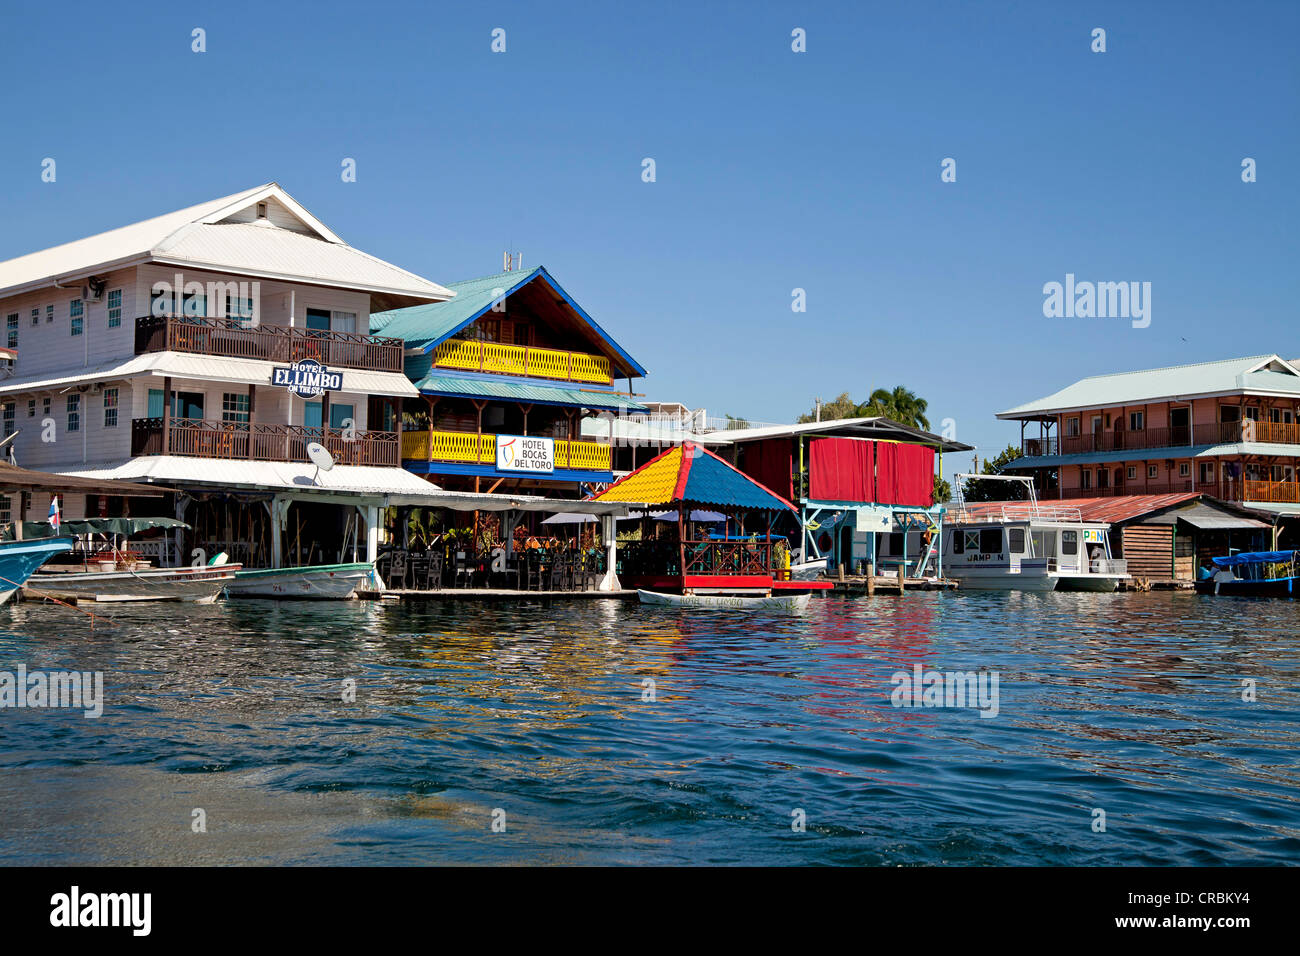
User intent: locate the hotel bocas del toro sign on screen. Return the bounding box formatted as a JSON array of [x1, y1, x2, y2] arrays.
[[272, 359, 342, 399], [496, 435, 554, 474]]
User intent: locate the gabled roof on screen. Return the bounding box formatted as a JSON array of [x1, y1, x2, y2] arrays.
[[371, 266, 647, 379], [589, 442, 795, 511], [0, 183, 453, 310], [998, 355, 1300, 419], [952, 493, 1202, 524]]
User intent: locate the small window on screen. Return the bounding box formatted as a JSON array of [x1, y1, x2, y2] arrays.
[[951, 530, 965, 554], [1147, 464, 1158, 479], [1062, 530, 1078, 555], [225, 295, 254, 322], [1127, 466, 1137, 480], [979, 528, 1003, 553], [222, 392, 250, 424], [1080, 470, 1092, 490], [2, 402, 14, 436], [1065, 417, 1080, 437], [963, 530, 980, 552], [1008, 528, 1026, 552], [30, 308, 39, 327], [0, 494, 9, 524], [1199, 462, 1214, 483], [70, 298, 83, 336], [147, 389, 165, 418], [257, 202, 268, 219], [45, 304, 53, 324], [103, 388, 119, 428], [1178, 462, 1190, 478], [42, 397, 50, 416], [5, 313, 17, 349], [66, 394, 80, 433], [27, 399, 35, 418], [1129, 411, 1144, 431], [107, 289, 122, 328]]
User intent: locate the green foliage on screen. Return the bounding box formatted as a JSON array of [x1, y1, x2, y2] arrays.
[[933, 475, 952, 503], [796, 386, 931, 431], [961, 444, 1027, 502]]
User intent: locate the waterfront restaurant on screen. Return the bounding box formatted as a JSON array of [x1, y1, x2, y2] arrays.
[[995, 355, 1300, 517], [372, 265, 648, 500], [0, 183, 461, 568]]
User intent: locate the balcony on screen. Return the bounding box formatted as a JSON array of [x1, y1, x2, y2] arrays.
[[135, 315, 405, 373], [1023, 421, 1300, 458], [431, 337, 613, 385], [132, 417, 399, 466], [1059, 479, 1299, 504], [400, 429, 612, 472]]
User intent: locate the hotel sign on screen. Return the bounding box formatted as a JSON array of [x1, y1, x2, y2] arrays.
[[496, 435, 554, 473], [272, 359, 342, 398]]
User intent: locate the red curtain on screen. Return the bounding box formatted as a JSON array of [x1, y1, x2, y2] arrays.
[[809, 438, 873, 502], [741, 439, 794, 502], [875, 442, 934, 507]]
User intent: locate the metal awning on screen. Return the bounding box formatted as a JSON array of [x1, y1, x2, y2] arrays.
[[1156, 502, 1271, 530]]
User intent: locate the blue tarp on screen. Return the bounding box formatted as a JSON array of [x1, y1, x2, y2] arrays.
[[1211, 550, 1296, 568]]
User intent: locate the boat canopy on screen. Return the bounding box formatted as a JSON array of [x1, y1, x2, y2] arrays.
[[1211, 550, 1297, 568], [2, 517, 190, 540], [587, 442, 795, 512]]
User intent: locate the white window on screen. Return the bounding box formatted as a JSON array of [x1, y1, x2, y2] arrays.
[[5, 313, 16, 349], [103, 388, 119, 428], [1129, 411, 1144, 431], [66, 394, 80, 432], [1178, 462, 1190, 478], [1147, 464, 1158, 479], [70, 298, 83, 336], [107, 289, 122, 328], [1127, 466, 1137, 480], [1080, 470, 1092, 490], [45, 304, 53, 324], [30, 308, 39, 327]]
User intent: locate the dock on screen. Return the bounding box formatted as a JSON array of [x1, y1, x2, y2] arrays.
[[361, 588, 639, 601], [824, 574, 958, 595]]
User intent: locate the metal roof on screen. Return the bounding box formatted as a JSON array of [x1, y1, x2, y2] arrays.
[[371, 266, 647, 378], [0, 351, 419, 397], [0, 183, 452, 309], [1144, 502, 1270, 530], [998, 355, 1300, 419], [1003, 441, 1300, 470], [705, 416, 973, 452], [413, 372, 645, 411], [949, 493, 1202, 525]]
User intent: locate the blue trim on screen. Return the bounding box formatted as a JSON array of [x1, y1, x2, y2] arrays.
[[420, 367, 615, 392], [402, 460, 613, 484], [420, 266, 649, 379]]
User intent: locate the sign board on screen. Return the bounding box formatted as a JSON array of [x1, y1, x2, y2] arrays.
[[496, 435, 554, 473], [272, 359, 342, 398], [853, 505, 894, 533], [1082, 528, 1106, 544]]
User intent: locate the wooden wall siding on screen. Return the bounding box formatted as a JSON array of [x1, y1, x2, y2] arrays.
[[0, 266, 139, 378], [216, 197, 314, 234], [1121, 525, 1175, 578]]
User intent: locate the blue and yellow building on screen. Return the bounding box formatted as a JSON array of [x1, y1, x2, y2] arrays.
[[372, 266, 646, 496]]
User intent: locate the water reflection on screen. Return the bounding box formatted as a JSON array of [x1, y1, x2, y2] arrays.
[[0, 590, 1297, 864]]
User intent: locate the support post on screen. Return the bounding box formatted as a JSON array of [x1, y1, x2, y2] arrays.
[[597, 513, 621, 591]]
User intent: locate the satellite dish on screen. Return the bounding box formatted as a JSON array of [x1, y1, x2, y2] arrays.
[[306, 442, 335, 485]]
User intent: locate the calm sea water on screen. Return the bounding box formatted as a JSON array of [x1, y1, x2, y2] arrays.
[[0, 591, 1296, 866]]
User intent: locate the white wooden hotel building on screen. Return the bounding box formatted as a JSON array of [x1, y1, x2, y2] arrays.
[[0, 184, 464, 567]]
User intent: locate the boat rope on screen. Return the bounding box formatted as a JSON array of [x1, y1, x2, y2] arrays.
[[0, 575, 98, 628]]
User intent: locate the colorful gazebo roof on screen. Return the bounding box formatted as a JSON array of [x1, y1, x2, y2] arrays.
[[589, 442, 795, 511]]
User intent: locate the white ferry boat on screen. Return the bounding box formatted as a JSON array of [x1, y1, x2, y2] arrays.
[[941, 476, 1129, 592]]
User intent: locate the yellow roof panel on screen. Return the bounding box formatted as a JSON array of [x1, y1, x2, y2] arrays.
[[594, 446, 683, 504]]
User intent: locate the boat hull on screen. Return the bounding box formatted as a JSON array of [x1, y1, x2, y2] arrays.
[[1194, 577, 1297, 597], [946, 569, 1059, 592], [1054, 574, 1125, 593], [27, 564, 240, 603], [225, 563, 372, 599], [637, 589, 813, 611], [0, 538, 76, 604]]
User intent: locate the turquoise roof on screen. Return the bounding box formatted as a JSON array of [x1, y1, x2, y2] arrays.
[[372, 266, 647, 378], [998, 355, 1300, 419], [413, 371, 646, 412]]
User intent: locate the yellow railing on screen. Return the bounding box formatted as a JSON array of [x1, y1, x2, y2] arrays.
[[401, 430, 611, 471], [431, 338, 613, 384], [1243, 479, 1300, 504]]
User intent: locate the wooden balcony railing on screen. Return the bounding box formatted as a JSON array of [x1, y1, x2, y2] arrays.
[[1242, 479, 1300, 504], [1025, 420, 1300, 458], [400, 429, 612, 471], [132, 417, 399, 466], [1059, 478, 1300, 504], [135, 315, 404, 373], [431, 337, 613, 385]]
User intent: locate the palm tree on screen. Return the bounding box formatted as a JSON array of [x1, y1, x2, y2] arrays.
[[857, 386, 930, 431]]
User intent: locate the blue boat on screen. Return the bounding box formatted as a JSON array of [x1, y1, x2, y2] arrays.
[[1195, 550, 1300, 597], [0, 537, 77, 604]]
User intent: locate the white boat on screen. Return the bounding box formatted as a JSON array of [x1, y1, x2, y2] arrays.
[[26, 563, 241, 604], [637, 589, 813, 611], [224, 562, 373, 599], [939, 476, 1129, 592], [789, 557, 828, 580]]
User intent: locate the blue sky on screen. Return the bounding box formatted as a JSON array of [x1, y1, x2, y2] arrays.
[[1, 0, 1296, 468]]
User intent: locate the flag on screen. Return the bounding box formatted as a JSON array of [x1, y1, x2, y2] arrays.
[[48, 496, 60, 533]]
